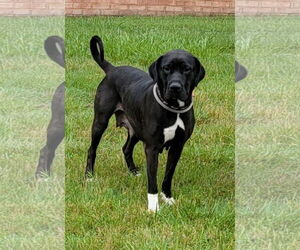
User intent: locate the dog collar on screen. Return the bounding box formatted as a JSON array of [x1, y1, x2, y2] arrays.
[[152, 83, 193, 114]]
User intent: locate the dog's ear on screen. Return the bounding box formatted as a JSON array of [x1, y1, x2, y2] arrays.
[[44, 36, 65, 68], [149, 56, 163, 82], [194, 57, 205, 86]]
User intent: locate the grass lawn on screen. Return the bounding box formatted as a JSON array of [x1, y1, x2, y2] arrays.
[[66, 16, 234, 249], [236, 16, 300, 249], [0, 17, 64, 249]]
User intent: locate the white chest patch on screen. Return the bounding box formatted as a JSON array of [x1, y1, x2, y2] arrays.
[[178, 99, 185, 107], [163, 114, 185, 143]]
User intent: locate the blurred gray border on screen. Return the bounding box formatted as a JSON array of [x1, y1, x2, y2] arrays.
[[0, 9, 65, 250], [235, 3, 300, 249]]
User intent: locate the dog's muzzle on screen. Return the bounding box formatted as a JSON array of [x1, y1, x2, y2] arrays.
[[153, 84, 193, 113], [165, 82, 188, 101], [169, 82, 182, 92]]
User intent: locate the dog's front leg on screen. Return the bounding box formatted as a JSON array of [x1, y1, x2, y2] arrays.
[[161, 143, 184, 205], [144, 144, 159, 212]]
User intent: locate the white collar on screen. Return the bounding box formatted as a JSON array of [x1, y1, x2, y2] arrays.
[[152, 83, 193, 114]]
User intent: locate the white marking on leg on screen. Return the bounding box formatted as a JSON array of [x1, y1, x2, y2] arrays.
[[161, 192, 176, 205], [147, 193, 159, 212], [163, 114, 185, 143]]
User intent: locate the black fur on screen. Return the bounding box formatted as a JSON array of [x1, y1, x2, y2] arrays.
[[35, 36, 65, 178]]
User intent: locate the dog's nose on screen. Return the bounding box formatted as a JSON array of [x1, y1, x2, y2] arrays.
[[169, 82, 182, 92]]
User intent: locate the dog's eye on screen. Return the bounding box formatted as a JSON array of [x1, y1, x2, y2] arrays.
[[184, 66, 191, 73], [163, 66, 170, 73]]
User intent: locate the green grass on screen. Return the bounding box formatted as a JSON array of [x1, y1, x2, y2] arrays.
[[1, 15, 298, 250], [66, 16, 234, 249], [0, 17, 64, 249], [235, 16, 300, 249]]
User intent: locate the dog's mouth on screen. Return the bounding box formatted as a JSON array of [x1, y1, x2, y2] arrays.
[[164, 88, 188, 102]]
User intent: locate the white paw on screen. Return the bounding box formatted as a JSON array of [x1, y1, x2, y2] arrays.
[[86, 177, 94, 182], [147, 193, 160, 212], [36, 177, 49, 183], [135, 172, 141, 177], [132, 170, 141, 177], [161, 192, 176, 205]]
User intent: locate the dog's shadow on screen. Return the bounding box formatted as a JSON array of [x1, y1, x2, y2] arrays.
[[35, 36, 65, 179]]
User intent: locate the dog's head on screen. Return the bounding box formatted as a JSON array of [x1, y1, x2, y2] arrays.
[[149, 50, 205, 102]]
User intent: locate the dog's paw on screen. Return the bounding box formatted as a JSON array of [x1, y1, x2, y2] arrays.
[[133, 170, 141, 177], [35, 170, 50, 180], [85, 171, 95, 182], [161, 192, 175, 205], [130, 168, 141, 177], [86, 177, 94, 183], [36, 177, 50, 183], [148, 206, 160, 213], [147, 193, 160, 212]]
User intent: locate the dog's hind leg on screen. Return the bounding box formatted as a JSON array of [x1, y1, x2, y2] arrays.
[[85, 111, 113, 177], [122, 133, 139, 176], [115, 110, 140, 176], [36, 119, 64, 178], [36, 83, 64, 179], [85, 84, 119, 177]]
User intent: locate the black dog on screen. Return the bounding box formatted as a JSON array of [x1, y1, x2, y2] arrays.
[[35, 36, 65, 178], [86, 36, 205, 211]]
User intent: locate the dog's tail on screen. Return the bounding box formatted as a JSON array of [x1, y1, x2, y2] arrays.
[[44, 36, 65, 68], [90, 36, 114, 73]]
